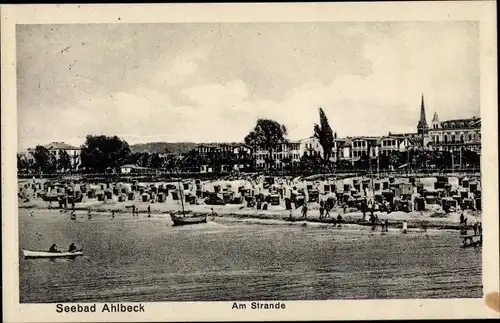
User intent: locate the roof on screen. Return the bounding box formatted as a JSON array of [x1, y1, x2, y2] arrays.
[[43, 142, 80, 150], [440, 117, 481, 130], [196, 142, 250, 149]]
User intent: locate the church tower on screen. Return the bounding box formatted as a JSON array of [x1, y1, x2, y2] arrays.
[[417, 94, 429, 135], [431, 112, 440, 130]]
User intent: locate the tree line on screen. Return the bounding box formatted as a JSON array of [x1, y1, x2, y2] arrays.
[[18, 109, 481, 175]]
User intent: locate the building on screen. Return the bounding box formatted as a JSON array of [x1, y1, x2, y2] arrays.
[[120, 164, 151, 174], [196, 143, 251, 157], [254, 141, 301, 170], [417, 94, 429, 135], [332, 138, 352, 162], [25, 142, 81, 170], [380, 134, 418, 156], [350, 137, 380, 161], [428, 114, 481, 153], [299, 136, 323, 158], [194, 142, 253, 172]]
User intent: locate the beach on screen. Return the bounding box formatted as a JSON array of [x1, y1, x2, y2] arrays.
[[18, 175, 483, 302], [18, 188, 481, 231]]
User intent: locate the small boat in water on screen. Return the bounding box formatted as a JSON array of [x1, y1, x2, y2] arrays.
[[170, 213, 207, 226], [22, 249, 83, 259]]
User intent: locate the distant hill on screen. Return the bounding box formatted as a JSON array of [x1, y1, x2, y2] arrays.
[[130, 142, 198, 155]]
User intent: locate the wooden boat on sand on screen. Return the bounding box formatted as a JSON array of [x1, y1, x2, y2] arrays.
[[22, 249, 83, 259], [170, 213, 207, 226], [170, 176, 208, 226]]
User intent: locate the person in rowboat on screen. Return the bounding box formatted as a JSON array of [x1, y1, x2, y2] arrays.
[[68, 243, 77, 253], [48, 244, 60, 253]]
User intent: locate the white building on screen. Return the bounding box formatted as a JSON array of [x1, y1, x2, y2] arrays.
[[299, 136, 323, 158], [428, 114, 481, 153], [25, 142, 81, 170], [349, 137, 380, 161], [254, 141, 301, 170]]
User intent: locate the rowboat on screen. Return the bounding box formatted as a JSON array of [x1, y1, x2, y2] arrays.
[[22, 249, 83, 259], [170, 213, 207, 226]]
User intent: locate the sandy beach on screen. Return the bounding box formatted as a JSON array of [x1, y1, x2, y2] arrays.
[[18, 190, 481, 231]]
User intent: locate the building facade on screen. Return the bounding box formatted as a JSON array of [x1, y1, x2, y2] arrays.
[[25, 142, 81, 170], [194, 142, 253, 172], [254, 141, 301, 170], [428, 115, 481, 153]]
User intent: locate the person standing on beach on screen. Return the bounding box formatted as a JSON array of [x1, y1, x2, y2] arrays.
[[384, 219, 389, 232], [147, 204, 151, 217], [473, 221, 478, 235], [88, 210, 92, 219], [324, 204, 330, 218], [362, 199, 367, 220], [319, 201, 324, 219], [302, 203, 308, 219]]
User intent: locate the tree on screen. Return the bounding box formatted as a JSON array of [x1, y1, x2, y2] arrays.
[[313, 107, 334, 161], [462, 149, 480, 169], [149, 153, 163, 169], [181, 149, 201, 171], [32, 145, 53, 173], [244, 119, 288, 170], [80, 135, 131, 172], [17, 153, 29, 172], [57, 149, 72, 171]]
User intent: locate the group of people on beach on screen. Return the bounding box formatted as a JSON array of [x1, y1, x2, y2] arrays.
[[460, 212, 482, 236], [64, 203, 156, 221]]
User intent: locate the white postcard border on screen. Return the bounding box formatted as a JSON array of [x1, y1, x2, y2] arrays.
[[1, 2, 498, 322]]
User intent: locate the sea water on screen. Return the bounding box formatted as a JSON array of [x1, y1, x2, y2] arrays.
[[19, 209, 482, 303]]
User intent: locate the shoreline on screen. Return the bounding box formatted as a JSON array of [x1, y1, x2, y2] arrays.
[[19, 200, 478, 231]]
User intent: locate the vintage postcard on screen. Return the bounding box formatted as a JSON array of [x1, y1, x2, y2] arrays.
[[1, 2, 498, 322]]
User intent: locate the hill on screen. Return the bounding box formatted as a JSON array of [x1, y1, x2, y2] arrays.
[[130, 142, 198, 155]]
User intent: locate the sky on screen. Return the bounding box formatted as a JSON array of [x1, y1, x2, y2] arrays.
[[16, 21, 480, 151]]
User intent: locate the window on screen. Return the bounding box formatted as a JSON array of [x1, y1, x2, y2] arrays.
[[444, 135, 448, 143], [451, 135, 455, 143], [460, 134, 464, 142]]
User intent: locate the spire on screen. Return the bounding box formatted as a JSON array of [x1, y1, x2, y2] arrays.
[[417, 93, 428, 135]]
